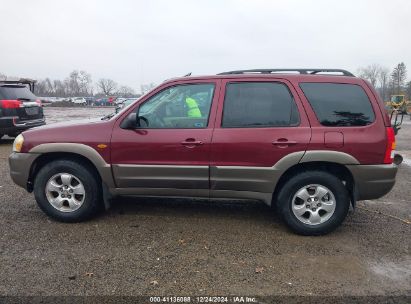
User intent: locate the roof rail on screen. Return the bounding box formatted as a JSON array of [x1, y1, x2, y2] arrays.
[[217, 69, 355, 77]]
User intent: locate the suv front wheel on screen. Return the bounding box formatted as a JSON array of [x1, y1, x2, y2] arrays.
[[277, 170, 350, 235], [34, 159, 102, 222]]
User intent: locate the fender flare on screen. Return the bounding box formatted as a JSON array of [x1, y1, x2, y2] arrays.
[[29, 143, 115, 188]]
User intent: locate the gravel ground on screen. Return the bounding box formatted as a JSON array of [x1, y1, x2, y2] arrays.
[[0, 107, 410, 300]]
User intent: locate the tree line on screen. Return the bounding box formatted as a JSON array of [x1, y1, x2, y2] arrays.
[[0, 70, 138, 98], [357, 62, 410, 100], [2, 64, 411, 100]]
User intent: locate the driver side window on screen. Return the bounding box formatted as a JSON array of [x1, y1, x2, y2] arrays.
[[138, 83, 215, 129]]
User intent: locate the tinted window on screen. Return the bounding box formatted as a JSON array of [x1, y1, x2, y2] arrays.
[[137, 83, 215, 128], [222, 82, 299, 128], [0, 85, 37, 100], [300, 83, 375, 126]]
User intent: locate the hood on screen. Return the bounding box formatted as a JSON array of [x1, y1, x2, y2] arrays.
[[21, 117, 114, 152], [29, 117, 104, 131]]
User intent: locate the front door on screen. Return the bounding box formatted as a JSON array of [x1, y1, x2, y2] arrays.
[[110, 80, 220, 196]]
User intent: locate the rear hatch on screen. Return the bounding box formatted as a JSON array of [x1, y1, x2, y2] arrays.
[[0, 85, 44, 121]]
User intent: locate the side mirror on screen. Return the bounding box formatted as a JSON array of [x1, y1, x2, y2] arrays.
[[120, 105, 150, 129], [120, 112, 137, 129]]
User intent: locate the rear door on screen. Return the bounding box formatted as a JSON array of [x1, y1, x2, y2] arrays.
[[210, 78, 311, 197]]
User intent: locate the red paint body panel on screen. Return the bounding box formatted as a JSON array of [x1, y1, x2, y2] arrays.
[[289, 77, 387, 164], [110, 79, 221, 166], [324, 131, 344, 148], [21, 119, 114, 162], [210, 78, 311, 167]]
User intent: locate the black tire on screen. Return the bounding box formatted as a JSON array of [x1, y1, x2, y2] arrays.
[[276, 170, 350, 236], [33, 159, 102, 222]]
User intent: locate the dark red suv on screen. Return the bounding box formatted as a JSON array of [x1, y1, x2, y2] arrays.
[[9, 69, 398, 235]]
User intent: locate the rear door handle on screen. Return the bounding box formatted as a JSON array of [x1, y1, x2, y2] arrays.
[[181, 138, 204, 147], [272, 138, 297, 147]]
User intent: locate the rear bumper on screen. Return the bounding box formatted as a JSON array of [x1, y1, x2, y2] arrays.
[[0, 116, 46, 134], [347, 164, 398, 200], [9, 152, 40, 190]]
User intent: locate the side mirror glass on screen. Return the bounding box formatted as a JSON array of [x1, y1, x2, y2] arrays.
[[120, 112, 137, 129]]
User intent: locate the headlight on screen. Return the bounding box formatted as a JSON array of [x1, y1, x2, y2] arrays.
[[13, 134, 24, 152]]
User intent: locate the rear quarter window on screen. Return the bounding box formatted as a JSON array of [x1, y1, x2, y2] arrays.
[[300, 83, 375, 126]]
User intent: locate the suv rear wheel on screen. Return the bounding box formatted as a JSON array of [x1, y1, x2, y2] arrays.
[[277, 170, 350, 235], [33, 159, 102, 222]]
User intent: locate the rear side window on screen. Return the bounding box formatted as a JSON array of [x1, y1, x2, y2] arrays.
[[222, 82, 299, 128], [300, 83, 375, 126], [0, 85, 36, 100]]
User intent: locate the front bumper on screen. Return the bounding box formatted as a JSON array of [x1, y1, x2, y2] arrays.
[[9, 152, 40, 190], [347, 164, 398, 200]]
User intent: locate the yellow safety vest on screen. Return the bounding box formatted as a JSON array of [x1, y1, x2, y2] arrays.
[[185, 97, 202, 118]]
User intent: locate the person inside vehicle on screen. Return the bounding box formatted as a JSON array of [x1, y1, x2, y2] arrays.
[[184, 88, 202, 118]]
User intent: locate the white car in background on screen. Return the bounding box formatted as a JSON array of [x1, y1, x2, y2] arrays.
[[71, 97, 87, 105]]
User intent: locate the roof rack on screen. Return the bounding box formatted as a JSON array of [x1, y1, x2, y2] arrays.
[[0, 78, 37, 92], [217, 69, 355, 77]]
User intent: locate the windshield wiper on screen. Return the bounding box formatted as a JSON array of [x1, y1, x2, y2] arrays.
[[101, 113, 115, 120]]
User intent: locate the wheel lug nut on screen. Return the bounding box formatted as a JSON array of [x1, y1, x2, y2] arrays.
[[61, 194, 65, 198], [69, 189, 73, 193], [307, 198, 311, 202], [317, 203, 321, 207], [312, 208, 316, 212], [314, 197, 318, 201], [306, 205, 310, 208], [67, 195, 71, 199]]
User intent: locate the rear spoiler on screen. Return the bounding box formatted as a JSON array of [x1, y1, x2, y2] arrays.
[[0, 78, 36, 92]]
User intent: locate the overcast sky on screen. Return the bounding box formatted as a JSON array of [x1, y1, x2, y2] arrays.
[[1, 0, 410, 92]]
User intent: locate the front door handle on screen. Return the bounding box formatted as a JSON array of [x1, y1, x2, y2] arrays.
[[181, 138, 204, 147], [272, 138, 297, 148]]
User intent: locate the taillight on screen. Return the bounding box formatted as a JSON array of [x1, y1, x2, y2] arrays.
[[35, 99, 42, 106], [383, 127, 396, 164], [0, 99, 22, 109]]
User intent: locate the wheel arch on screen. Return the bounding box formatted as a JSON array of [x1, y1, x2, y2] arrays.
[[28, 143, 115, 191], [272, 161, 355, 208]]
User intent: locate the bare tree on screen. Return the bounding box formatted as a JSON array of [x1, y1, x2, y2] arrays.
[[78, 70, 92, 96], [66, 70, 81, 96], [53, 79, 66, 97], [390, 62, 407, 94], [377, 67, 389, 100], [97, 78, 117, 95], [0, 73, 6, 80], [358, 64, 381, 87], [116, 86, 135, 97]]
